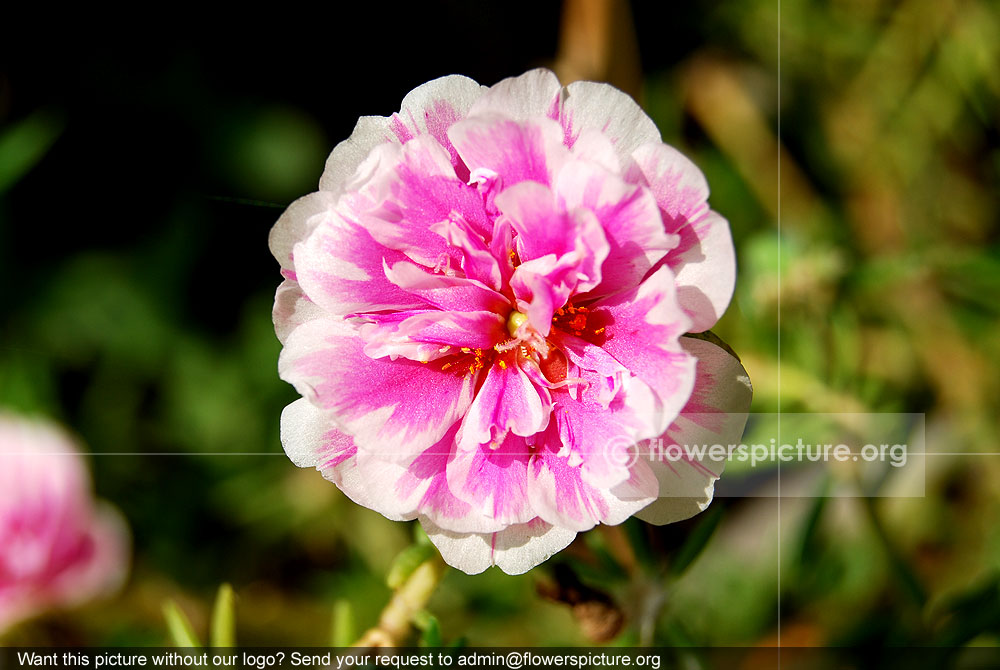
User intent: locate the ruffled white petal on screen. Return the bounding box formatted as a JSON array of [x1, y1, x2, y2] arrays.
[[273, 278, 325, 344], [636, 337, 752, 525], [468, 69, 562, 120], [561, 80, 661, 163], [421, 517, 577, 575], [318, 116, 393, 196], [268, 191, 338, 270], [319, 75, 486, 196], [279, 398, 384, 515], [668, 211, 737, 332]]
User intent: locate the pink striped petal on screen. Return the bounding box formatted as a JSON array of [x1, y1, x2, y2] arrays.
[[350, 136, 492, 267], [552, 372, 659, 488], [555, 161, 674, 297], [385, 261, 509, 314], [320, 75, 486, 193], [496, 180, 609, 294], [279, 398, 389, 516], [359, 310, 507, 362], [429, 214, 502, 290], [318, 116, 392, 197], [294, 214, 425, 315], [508, 257, 574, 337], [448, 116, 569, 189], [457, 360, 551, 451], [527, 425, 658, 532], [548, 330, 627, 379], [568, 128, 621, 173], [626, 143, 710, 228], [279, 318, 474, 459], [625, 143, 734, 331], [558, 80, 661, 158], [387, 74, 487, 181], [589, 266, 696, 432], [636, 337, 752, 525], [446, 433, 535, 527], [356, 426, 509, 535], [386, 458, 507, 534], [282, 400, 503, 533]]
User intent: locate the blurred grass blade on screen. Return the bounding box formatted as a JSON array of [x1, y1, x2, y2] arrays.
[[932, 577, 1000, 647], [621, 517, 655, 570], [413, 610, 442, 647], [0, 109, 64, 194], [330, 599, 355, 647], [210, 583, 237, 648], [386, 543, 436, 589], [162, 600, 201, 648], [796, 479, 831, 567], [861, 497, 927, 608], [668, 505, 724, 577]]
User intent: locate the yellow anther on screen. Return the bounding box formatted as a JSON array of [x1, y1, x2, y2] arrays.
[[498, 359, 508, 369]]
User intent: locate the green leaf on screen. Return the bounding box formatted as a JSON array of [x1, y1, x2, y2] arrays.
[[162, 600, 201, 648], [330, 599, 355, 648], [0, 109, 64, 193], [413, 610, 442, 647], [669, 505, 724, 577], [412, 522, 432, 546], [386, 543, 436, 589], [210, 584, 237, 648]]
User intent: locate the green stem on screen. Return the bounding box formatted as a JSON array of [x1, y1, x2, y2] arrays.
[[354, 555, 448, 647]]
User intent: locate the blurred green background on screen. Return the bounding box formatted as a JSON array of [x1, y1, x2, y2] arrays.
[[2, 0, 999, 658]]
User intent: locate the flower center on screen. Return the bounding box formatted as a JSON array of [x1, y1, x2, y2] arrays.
[[506, 310, 529, 337], [552, 304, 590, 337]]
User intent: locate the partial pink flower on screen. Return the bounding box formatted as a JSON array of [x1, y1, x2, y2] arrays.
[[0, 413, 129, 632], [271, 69, 752, 574]]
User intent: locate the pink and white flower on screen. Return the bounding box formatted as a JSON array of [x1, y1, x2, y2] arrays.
[[271, 69, 751, 575], [0, 413, 129, 632]]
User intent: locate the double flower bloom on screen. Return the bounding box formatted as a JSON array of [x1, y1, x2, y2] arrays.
[[271, 70, 751, 574]]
